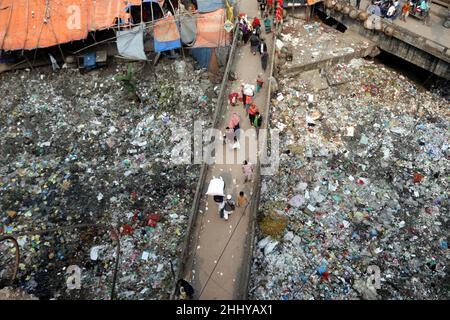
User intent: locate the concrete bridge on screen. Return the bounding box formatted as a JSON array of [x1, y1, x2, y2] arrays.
[[317, 0, 450, 79]]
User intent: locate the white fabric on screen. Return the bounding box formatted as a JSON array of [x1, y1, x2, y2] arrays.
[[243, 84, 255, 96], [117, 26, 147, 61], [206, 177, 225, 196], [387, 6, 396, 16]]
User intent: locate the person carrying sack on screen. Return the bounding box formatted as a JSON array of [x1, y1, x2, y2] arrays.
[[223, 195, 236, 220]]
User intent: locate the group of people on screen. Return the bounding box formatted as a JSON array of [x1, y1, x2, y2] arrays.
[[237, 14, 270, 71], [370, 0, 431, 24], [406, 0, 431, 24], [218, 2, 278, 223], [225, 74, 265, 149], [240, 78, 264, 134], [217, 160, 253, 221]]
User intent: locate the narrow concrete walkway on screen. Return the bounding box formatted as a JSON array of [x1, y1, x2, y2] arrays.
[[183, 0, 274, 299], [359, 0, 450, 48]]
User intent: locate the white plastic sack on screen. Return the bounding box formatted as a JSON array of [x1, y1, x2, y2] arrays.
[[206, 177, 225, 196], [243, 84, 255, 96]]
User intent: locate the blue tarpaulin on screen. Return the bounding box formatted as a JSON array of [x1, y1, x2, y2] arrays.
[[153, 13, 182, 53], [197, 0, 226, 13], [83, 52, 96, 70], [154, 39, 182, 53], [191, 48, 212, 69]]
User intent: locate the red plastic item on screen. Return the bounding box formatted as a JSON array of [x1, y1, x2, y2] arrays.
[[122, 224, 133, 235], [149, 214, 161, 222], [413, 173, 424, 183], [229, 92, 239, 106]]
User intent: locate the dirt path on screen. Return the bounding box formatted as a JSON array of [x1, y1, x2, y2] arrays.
[[183, 0, 274, 300]]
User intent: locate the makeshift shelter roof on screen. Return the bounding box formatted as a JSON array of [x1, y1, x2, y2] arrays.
[[0, 0, 142, 51], [193, 8, 229, 48]]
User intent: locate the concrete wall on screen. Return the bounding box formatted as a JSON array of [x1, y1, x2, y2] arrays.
[[279, 43, 376, 76], [322, 9, 450, 79]]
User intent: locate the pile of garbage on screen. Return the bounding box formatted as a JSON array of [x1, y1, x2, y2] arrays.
[[250, 58, 449, 300], [0, 287, 38, 300], [0, 58, 214, 299], [277, 19, 374, 72]]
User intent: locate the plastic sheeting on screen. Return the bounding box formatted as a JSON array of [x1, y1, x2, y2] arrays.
[[197, 0, 226, 13], [206, 177, 225, 196], [154, 13, 181, 53], [0, 0, 141, 51], [117, 26, 147, 60], [191, 48, 212, 69], [179, 15, 197, 46], [193, 9, 229, 48]]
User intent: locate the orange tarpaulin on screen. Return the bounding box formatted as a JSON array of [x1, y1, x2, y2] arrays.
[[154, 13, 180, 43], [0, 0, 138, 51], [306, 0, 322, 5], [193, 8, 229, 48]]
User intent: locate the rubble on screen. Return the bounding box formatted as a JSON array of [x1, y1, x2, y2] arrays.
[[0, 287, 38, 300], [250, 58, 450, 300], [277, 19, 375, 75], [0, 57, 214, 299]]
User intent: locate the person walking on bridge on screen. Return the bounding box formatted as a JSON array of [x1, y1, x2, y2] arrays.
[[223, 195, 236, 220], [421, 0, 430, 25], [275, 5, 283, 31], [241, 83, 247, 108], [256, 73, 264, 93], [242, 160, 254, 183], [229, 112, 240, 135], [260, 39, 269, 71], [253, 111, 263, 137], [268, 0, 274, 15], [237, 191, 249, 208], [260, 0, 267, 17], [400, 1, 411, 22], [264, 13, 272, 33], [243, 83, 255, 111], [250, 31, 261, 55], [252, 17, 262, 36], [224, 127, 235, 146], [248, 103, 259, 126]]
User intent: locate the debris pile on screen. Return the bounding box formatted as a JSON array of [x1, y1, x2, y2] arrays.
[[0, 58, 214, 299], [277, 19, 374, 74], [250, 58, 449, 300]]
